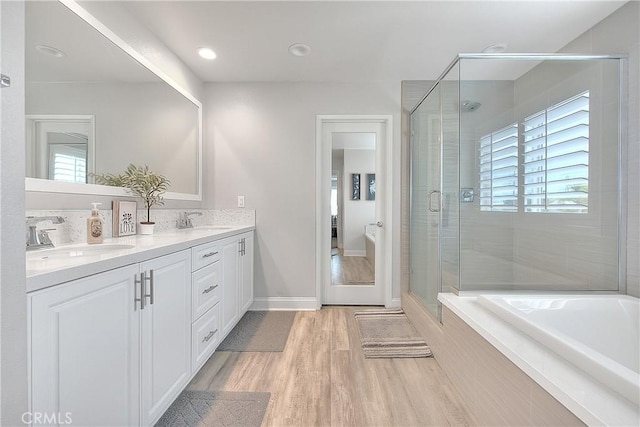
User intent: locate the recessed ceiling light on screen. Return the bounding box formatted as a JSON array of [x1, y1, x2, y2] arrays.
[[288, 43, 311, 57], [197, 47, 217, 60], [482, 43, 508, 53], [35, 45, 66, 58]]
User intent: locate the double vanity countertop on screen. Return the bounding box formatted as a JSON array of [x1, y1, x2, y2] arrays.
[[26, 225, 255, 293]]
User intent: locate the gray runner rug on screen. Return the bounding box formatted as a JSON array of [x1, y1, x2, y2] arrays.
[[156, 390, 270, 427], [354, 308, 432, 358], [218, 311, 296, 352]]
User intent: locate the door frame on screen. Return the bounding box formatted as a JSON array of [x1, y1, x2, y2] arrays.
[[315, 115, 393, 308]]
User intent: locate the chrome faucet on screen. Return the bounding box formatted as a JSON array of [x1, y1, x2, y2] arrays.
[[177, 211, 203, 229], [26, 216, 65, 251]]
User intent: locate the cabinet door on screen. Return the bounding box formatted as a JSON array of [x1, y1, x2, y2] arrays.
[[29, 265, 140, 427], [221, 236, 240, 336], [140, 250, 192, 426], [240, 232, 254, 314]]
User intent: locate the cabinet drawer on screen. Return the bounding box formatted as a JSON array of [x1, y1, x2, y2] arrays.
[[191, 303, 220, 374], [192, 241, 221, 271], [192, 261, 221, 321]]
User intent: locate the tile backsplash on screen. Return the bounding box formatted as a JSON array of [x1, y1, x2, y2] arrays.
[[24, 208, 255, 246]]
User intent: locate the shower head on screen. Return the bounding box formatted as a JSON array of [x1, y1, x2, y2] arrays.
[[461, 100, 481, 112]]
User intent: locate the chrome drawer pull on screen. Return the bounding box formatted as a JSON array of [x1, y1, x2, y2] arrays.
[[202, 284, 218, 294], [202, 251, 218, 258], [203, 329, 218, 342]]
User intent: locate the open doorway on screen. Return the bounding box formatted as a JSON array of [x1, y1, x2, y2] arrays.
[[316, 115, 393, 307]]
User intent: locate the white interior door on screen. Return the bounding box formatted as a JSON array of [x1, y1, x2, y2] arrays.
[[320, 119, 389, 305]]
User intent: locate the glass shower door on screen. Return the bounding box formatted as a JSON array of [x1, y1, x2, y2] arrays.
[[410, 84, 442, 318]]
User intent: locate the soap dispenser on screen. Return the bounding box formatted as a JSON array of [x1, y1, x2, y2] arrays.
[[87, 202, 104, 244]]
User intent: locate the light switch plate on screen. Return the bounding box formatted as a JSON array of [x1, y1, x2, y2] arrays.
[[238, 196, 245, 208]]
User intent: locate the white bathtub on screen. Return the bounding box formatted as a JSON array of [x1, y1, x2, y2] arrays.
[[478, 294, 640, 406], [364, 231, 375, 244], [364, 224, 376, 244], [439, 293, 640, 426]]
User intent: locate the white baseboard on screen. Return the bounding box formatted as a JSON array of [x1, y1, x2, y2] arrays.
[[250, 297, 318, 311], [343, 249, 366, 257]]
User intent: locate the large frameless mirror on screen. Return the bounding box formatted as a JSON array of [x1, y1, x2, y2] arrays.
[[25, 0, 202, 200]]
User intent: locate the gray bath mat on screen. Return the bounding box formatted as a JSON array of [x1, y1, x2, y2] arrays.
[[218, 311, 296, 352], [156, 390, 270, 427], [354, 308, 432, 358]]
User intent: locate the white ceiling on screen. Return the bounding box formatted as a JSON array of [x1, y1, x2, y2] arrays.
[[122, 0, 626, 83]]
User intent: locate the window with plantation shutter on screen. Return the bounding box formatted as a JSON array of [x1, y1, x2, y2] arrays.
[[479, 123, 519, 212], [48, 143, 87, 184], [523, 91, 589, 213]]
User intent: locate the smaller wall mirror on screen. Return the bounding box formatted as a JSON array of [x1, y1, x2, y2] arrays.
[[26, 115, 95, 184]]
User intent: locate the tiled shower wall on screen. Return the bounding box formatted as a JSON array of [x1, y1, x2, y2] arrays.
[[401, 1, 639, 296], [556, 1, 640, 296]]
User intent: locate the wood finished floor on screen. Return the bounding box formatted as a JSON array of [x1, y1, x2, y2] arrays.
[[331, 251, 375, 286], [186, 307, 472, 426]]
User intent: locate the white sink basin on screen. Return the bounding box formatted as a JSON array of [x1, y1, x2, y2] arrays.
[[27, 244, 136, 260]]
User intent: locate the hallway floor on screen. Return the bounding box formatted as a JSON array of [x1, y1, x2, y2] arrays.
[[331, 250, 375, 286], [186, 307, 472, 426]]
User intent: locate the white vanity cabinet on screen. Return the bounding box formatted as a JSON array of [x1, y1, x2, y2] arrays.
[[220, 236, 241, 336], [29, 250, 191, 427], [221, 231, 254, 336], [239, 232, 254, 313], [28, 227, 254, 427], [190, 241, 222, 374], [139, 251, 192, 426], [29, 264, 141, 427]]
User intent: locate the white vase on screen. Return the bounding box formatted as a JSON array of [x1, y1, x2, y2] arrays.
[[139, 222, 155, 235]]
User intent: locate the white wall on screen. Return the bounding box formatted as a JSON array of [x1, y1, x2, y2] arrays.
[[342, 149, 376, 256], [204, 82, 402, 305], [0, 1, 27, 424]]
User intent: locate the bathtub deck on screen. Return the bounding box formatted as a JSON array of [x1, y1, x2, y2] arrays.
[[436, 293, 639, 426]]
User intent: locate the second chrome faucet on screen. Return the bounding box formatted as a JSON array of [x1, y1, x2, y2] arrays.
[[177, 211, 203, 229]]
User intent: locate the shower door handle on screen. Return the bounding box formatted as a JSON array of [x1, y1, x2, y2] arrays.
[[428, 190, 441, 212]]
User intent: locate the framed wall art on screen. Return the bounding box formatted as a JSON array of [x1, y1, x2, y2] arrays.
[[366, 173, 376, 200], [351, 173, 361, 200], [112, 200, 137, 237]]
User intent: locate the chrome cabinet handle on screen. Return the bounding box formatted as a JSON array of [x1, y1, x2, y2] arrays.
[[202, 284, 218, 294], [148, 269, 154, 305], [238, 240, 243, 254], [203, 329, 218, 342], [202, 251, 218, 258], [428, 190, 442, 212], [135, 272, 146, 310]]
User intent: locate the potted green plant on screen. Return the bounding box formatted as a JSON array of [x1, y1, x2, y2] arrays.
[[93, 164, 170, 235]]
